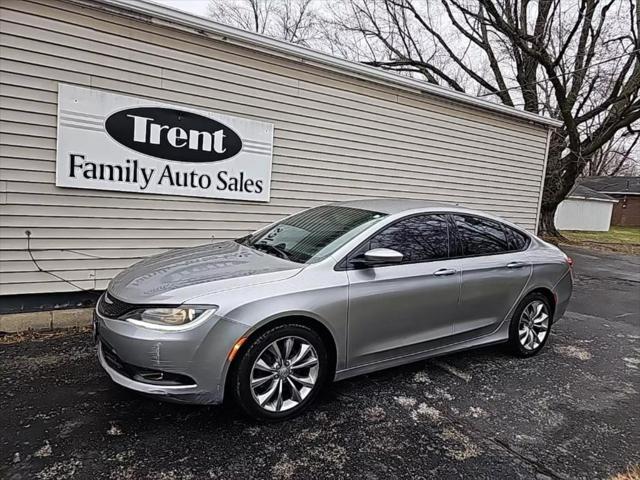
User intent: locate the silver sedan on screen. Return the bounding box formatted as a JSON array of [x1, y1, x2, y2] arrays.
[[94, 199, 573, 420]]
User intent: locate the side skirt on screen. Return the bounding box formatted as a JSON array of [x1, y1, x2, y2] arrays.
[[333, 330, 509, 382]]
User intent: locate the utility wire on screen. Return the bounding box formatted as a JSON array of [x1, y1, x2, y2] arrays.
[[65, 249, 114, 259], [25, 231, 96, 292], [478, 48, 639, 98]]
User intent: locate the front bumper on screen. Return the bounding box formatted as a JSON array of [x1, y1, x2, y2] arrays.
[[98, 342, 201, 401], [94, 309, 248, 405]]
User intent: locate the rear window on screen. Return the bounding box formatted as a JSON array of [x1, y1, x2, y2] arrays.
[[453, 215, 509, 256], [505, 226, 530, 251]]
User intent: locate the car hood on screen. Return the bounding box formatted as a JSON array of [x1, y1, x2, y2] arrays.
[[108, 240, 303, 303]]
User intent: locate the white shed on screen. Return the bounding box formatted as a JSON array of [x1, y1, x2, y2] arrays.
[[555, 185, 617, 232]]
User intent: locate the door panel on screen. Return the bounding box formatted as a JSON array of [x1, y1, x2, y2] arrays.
[[455, 253, 531, 334], [347, 260, 461, 367], [345, 213, 459, 368], [450, 214, 532, 335]]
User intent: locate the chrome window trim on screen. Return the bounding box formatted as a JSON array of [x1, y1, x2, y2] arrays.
[[335, 211, 532, 271]]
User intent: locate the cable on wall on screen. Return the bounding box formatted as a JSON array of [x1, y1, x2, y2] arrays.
[[25, 230, 96, 292]]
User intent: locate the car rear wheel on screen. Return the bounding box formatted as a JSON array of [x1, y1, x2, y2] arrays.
[[508, 292, 552, 357], [231, 323, 328, 421]]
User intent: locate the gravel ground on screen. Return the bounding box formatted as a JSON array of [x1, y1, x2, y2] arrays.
[[1, 246, 638, 480]]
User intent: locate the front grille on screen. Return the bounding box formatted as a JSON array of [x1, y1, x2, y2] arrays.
[[97, 292, 137, 319]]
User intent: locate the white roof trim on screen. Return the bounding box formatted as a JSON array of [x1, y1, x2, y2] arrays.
[[567, 195, 618, 203], [85, 0, 563, 128], [594, 191, 640, 195]]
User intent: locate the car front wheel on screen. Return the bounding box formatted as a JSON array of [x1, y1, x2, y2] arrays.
[[231, 323, 328, 421]]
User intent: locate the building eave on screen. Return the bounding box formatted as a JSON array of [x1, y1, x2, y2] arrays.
[[567, 195, 618, 203], [597, 191, 640, 196], [80, 0, 563, 129]]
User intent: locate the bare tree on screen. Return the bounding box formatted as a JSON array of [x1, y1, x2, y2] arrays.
[[586, 129, 640, 176], [333, 0, 640, 236], [209, 0, 320, 46], [209, 0, 272, 34]]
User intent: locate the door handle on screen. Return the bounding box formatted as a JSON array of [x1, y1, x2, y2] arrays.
[[434, 268, 457, 276], [506, 262, 526, 269]]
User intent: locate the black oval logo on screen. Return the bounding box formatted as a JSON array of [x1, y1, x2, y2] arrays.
[[105, 107, 242, 163]]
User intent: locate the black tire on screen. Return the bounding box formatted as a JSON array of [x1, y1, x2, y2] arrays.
[[231, 323, 329, 421], [508, 292, 553, 357]]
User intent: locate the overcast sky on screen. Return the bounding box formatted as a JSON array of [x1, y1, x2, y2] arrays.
[[153, 0, 210, 16]]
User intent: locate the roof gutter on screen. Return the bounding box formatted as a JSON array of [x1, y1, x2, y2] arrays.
[[595, 191, 640, 195], [83, 0, 563, 129], [567, 196, 618, 203]]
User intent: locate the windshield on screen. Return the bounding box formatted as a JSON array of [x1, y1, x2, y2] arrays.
[[237, 205, 387, 264]]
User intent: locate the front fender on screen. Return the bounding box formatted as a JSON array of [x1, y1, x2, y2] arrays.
[[223, 284, 348, 373]]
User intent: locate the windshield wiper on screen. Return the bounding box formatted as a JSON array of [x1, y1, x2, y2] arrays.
[[235, 234, 251, 245], [253, 242, 291, 260]]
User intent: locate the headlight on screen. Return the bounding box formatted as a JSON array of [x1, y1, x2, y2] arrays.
[[125, 306, 217, 331]]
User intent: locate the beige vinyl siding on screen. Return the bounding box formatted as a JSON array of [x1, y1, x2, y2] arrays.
[[0, 0, 550, 295]]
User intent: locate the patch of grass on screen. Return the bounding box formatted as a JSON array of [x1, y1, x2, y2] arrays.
[[610, 464, 640, 480], [561, 227, 640, 245], [558, 226, 640, 254]]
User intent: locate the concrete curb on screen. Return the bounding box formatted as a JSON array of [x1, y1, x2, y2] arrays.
[[0, 308, 93, 333]]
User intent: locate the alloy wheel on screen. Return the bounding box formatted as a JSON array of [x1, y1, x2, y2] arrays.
[[249, 336, 319, 412], [518, 300, 550, 351]]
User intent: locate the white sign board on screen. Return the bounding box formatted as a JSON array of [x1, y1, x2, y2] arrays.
[[56, 84, 273, 201]]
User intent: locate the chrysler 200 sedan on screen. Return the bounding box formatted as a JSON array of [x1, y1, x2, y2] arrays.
[[95, 199, 573, 420]]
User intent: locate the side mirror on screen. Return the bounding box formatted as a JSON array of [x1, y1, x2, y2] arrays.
[[363, 248, 403, 265]]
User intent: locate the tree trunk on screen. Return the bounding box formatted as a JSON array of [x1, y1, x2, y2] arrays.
[[537, 139, 594, 237], [537, 137, 572, 238], [538, 204, 560, 238]]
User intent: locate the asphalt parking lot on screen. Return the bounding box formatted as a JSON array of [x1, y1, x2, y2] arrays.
[[1, 246, 638, 480]]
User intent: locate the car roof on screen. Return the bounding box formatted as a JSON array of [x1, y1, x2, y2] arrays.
[[328, 198, 530, 233], [331, 198, 476, 215], [330, 198, 449, 214]]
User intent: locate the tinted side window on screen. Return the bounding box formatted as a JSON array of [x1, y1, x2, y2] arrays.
[[367, 214, 449, 263], [505, 226, 530, 251], [453, 215, 508, 256]]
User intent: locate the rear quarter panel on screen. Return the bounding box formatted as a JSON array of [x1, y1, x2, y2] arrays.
[[526, 241, 573, 321]]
